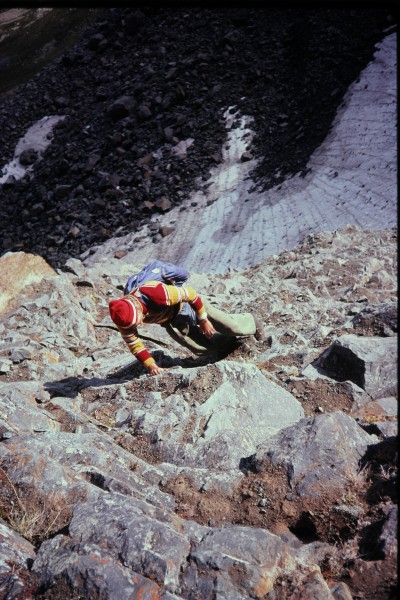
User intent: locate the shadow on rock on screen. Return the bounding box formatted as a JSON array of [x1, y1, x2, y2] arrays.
[[44, 375, 133, 399], [44, 351, 223, 398], [360, 437, 398, 505]]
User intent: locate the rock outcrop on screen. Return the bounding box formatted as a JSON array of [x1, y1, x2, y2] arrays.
[[314, 334, 397, 399], [0, 225, 397, 599], [0, 251, 56, 315]]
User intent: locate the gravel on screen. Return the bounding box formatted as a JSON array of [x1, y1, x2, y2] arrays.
[[0, 6, 394, 267]]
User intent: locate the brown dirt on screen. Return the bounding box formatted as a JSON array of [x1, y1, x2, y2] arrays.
[[112, 431, 163, 466], [43, 403, 83, 433], [280, 378, 355, 417], [161, 463, 370, 543], [160, 446, 397, 598]]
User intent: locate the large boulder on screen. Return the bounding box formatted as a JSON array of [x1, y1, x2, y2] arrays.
[[0, 252, 56, 315], [313, 334, 397, 399], [253, 411, 377, 498], [32, 536, 162, 600]]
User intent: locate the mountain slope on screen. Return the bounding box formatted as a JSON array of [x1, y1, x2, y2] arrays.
[[0, 224, 397, 599], [0, 7, 395, 268], [0, 7, 397, 600]]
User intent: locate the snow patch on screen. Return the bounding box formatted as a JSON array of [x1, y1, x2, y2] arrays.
[[83, 33, 397, 274], [0, 115, 65, 184]]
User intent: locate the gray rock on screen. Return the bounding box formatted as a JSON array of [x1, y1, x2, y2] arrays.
[[0, 382, 59, 435], [187, 430, 259, 470], [19, 147, 38, 166], [197, 362, 304, 447], [314, 334, 397, 399], [53, 184, 72, 200], [254, 411, 377, 498], [330, 581, 354, 600], [68, 494, 190, 592], [289, 569, 335, 599], [340, 380, 372, 409], [32, 535, 161, 599], [137, 103, 152, 120], [375, 396, 398, 416], [10, 348, 32, 363], [0, 519, 36, 600], [1, 437, 90, 500], [0, 358, 12, 373], [63, 257, 87, 277], [130, 392, 192, 444], [297, 540, 334, 567], [378, 505, 397, 560], [107, 95, 136, 120], [372, 420, 398, 438], [186, 525, 288, 598]]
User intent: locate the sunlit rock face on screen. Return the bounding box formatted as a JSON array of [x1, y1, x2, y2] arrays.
[[0, 251, 56, 315], [0, 8, 397, 599], [0, 225, 397, 599]]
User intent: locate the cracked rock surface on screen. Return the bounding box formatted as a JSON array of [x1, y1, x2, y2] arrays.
[[0, 225, 397, 599], [0, 6, 397, 600]]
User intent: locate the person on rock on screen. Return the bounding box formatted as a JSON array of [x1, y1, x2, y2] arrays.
[[108, 279, 262, 376]]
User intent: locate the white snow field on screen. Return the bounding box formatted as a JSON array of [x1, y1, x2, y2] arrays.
[[85, 32, 396, 273]]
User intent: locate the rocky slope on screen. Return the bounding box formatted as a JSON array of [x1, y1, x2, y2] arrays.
[[0, 6, 397, 600], [0, 7, 395, 267], [0, 224, 397, 599]]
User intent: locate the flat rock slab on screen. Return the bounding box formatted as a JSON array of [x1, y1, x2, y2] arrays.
[[198, 361, 305, 446]]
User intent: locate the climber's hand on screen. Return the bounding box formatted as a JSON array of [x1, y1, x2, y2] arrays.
[[200, 318, 217, 338], [148, 364, 167, 376]]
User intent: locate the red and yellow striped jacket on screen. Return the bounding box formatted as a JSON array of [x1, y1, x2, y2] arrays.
[[116, 280, 206, 369]]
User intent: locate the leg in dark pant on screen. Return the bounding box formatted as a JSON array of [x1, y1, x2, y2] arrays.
[[166, 301, 250, 355]]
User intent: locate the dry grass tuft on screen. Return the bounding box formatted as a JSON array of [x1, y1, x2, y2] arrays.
[[0, 465, 73, 545]]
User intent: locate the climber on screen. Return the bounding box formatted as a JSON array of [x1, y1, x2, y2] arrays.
[[108, 279, 261, 376]]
